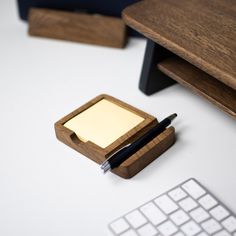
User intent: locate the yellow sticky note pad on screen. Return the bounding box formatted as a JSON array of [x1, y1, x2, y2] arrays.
[[64, 99, 144, 148]]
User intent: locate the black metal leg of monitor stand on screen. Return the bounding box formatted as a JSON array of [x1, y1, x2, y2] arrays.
[[139, 39, 176, 95]]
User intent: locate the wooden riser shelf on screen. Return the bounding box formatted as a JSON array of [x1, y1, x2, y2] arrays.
[[157, 57, 236, 118], [123, 0, 236, 119]]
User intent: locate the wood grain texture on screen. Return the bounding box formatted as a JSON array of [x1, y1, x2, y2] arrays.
[[29, 8, 127, 48], [112, 127, 175, 179], [123, 0, 236, 89], [55, 94, 175, 179], [158, 57, 236, 118]]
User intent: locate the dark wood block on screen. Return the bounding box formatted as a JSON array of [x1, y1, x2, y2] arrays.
[[55, 94, 175, 179], [29, 8, 127, 48]]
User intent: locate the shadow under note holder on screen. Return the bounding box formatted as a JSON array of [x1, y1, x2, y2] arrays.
[[54, 94, 175, 179]]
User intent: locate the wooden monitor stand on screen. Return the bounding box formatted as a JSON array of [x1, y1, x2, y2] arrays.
[[123, 0, 236, 118]]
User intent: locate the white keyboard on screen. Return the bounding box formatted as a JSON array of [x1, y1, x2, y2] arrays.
[[108, 178, 236, 236]]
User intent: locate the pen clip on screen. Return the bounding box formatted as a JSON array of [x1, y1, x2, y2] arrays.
[[101, 143, 131, 167]]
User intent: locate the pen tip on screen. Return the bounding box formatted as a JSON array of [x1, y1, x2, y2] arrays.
[[168, 113, 177, 121]]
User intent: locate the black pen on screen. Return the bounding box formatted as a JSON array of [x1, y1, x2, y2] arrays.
[[101, 113, 177, 173]]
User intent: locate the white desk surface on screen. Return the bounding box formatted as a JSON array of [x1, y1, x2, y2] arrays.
[[1, 1, 236, 236]]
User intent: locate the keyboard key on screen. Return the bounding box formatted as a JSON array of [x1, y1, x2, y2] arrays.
[[168, 187, 187, 202], [182, 179, 206, 199], [125, 210, 147, 228], [170, 209, 190, 226], [173, 233, 185, 236], [201, 219, 222, 234], [137, 224, 157, 236], [210, 205, 230, 221], [140, 202, 167, 225], [199, 194, 218, 210], [190, 207, 210, 223], [214, 230, 231, 236], [158, 220, 178, 236], [120, 229, 138, 236], [222, 216, 236, 233], [181, 220, 201, 236], [154, 194, 179, 214], [110, 218, 130, 234], [196, 233, 208, 236], [179, 197, 198, 212]]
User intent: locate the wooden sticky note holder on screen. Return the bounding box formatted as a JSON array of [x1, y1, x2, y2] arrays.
[[54, 94, 175, 178]]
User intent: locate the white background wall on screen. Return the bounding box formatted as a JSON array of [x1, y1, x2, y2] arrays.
[[0, 1, 236, 235]]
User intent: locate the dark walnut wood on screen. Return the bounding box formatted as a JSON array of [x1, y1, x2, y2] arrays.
[[123, 0, 236, 118], [29, 8, 127, 48], [158, 57, 236, 118], [123, 0, 236, 89], [55, 94, 175, 179]]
